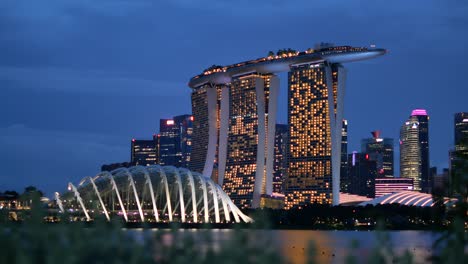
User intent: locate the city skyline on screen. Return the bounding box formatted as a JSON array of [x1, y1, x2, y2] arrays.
[[1, 1, 467, 195]]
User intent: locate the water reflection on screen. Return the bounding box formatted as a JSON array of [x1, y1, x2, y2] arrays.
[[127, 229, 437, 264]]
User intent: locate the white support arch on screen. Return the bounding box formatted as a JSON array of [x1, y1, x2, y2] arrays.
[[169, 166, 186, 223], [225, 194, 241, 223], [62, 165, 253, 223], [207, 180, 220, 223], [157, 165, 173, 222], [181, 168, 198, 223], [87, 176, 110, 221], [139, 166, 160, 222], [118, 168, 145, 222], [231, 203, 253, 223], [102, 171, 128, 222], [197, 174, 210, 223], [217, 185, 230, 222], [68, 183, 90, 221], [54, 192, 64, 213]]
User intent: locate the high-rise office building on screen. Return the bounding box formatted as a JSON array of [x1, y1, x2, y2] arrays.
[[273, 124, 288, 194], [432, 168, 449, 197], [188, 45, 386, 208], [340, 120, 349, 192], [454, 112, 468, 154], [361, 130, 394, 177], [449, 112, 468, 195], [131, 136, 159, 166], [347, 152, 377, 198], [285, 63, 345, 208], [400, 109, 430, 192], [159, 115, 193, 168], [159, 119, 178, 166], [174, 114, 193, 168]]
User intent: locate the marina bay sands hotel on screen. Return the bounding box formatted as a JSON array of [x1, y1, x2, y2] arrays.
[[188, 44, 386, 209]]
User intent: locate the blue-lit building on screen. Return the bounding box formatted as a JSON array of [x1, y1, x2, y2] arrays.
[[131, 136, 159, 166], [361, 130, 394, 178], [159, 115, 193, 168], [400, 109, 430, 193]]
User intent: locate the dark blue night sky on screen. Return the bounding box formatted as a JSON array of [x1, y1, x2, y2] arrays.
[[1, 0, 467, 195]]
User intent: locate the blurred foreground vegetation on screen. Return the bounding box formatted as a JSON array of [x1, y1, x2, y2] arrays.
[[0, 194, 466, 264]]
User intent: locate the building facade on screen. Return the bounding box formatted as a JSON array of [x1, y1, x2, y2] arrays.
[[188, 45, 386, 208], [222, 73, 275, 208], [159, 115, 193, 168], [374, 178, 414, 198], [273, 124, 288, 194], [340, 120, 349, 192], [450, 112, 468, 195], [400, 109, 430, 192], [130, 137, 159, 166], [190, 86, 213, 174], [346, 152, 377, 198], [285, 63, 345, 208], [174, 114, 193, 168], [454, 112, 468, 153], [159, 119, 178, 166], [361, 130, 394, 177]]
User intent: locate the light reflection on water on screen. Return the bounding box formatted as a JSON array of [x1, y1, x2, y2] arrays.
[[127, 229, 438, 264]]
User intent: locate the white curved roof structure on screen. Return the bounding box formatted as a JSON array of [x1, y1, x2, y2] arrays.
[[359, 191, 455, 207], [56, 165, 252, 223]]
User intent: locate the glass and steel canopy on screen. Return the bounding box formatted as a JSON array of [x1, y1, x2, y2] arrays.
[[55, 165, 252, 223]]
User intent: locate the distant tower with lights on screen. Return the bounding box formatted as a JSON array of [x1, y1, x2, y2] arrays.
[[400, 109, 430, 192], [159, 115, 193, 168], [131, 136, 159, 166], [361, 130, 394, 177], [449, 112, 468, 195]]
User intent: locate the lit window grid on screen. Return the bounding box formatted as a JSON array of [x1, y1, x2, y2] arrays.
[[285, 64, 338, 208], [223, 73, 272, 208]]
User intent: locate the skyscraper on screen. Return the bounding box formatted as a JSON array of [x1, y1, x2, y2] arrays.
[[174, 114, 193, 169], [190, 85, 218, 176], [454, 112, 468, 154], [188, 45, 386, 208], [347, 152, 377, 198], [340, 120, 349, 192], [159, 119, 178, 166], [131, 136, 159, 166], [159, 115, 193, 168], [361, 130, 394, 177], [449, 112, 468, 195], [285, 63, 345, 207], [400, 109, 430, 192], [223, 73, 275, 208], [273, 124, 288, 194]]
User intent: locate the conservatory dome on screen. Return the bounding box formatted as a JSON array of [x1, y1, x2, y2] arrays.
[[55, 165, 252, 223]]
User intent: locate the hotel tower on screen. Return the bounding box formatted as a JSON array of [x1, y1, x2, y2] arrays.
[[189, 44, 386, 208]]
